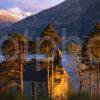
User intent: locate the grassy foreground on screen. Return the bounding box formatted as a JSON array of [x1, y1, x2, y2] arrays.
[[0, 92, 100, 100]]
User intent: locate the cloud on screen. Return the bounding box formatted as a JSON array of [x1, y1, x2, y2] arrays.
[[8, 7, 22, 14], [0, 0, 65, 14], [7, 7, 33, 20], [24, 12, 32, 16], [19, 0, 65, 13]]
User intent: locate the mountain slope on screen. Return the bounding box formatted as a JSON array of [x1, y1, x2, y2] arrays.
[[0, 0, 100, 38], [0, 10, 20, 29]]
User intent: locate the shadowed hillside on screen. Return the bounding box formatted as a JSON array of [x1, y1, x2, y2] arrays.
[[0, 0, 100, 38]]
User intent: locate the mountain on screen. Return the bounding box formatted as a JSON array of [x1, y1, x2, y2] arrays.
[[0, 10, 20, 30], [0, 0, 100, 38]]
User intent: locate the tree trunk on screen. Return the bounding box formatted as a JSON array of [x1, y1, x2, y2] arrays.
[[19, 41, 24, 95], [20, 57, 24, 95], [78, 71, 82, 96], [97, 61, 100, 97], [90, 67, 92, 99], [47, 56, 50, 97], [51, 53, 54, 98]]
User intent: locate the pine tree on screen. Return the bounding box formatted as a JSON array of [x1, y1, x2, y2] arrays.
[[82, 23, 100, 97], [0, 33, 28, 95], [41, 24, 61, 55], [42, 24, 61, 44]]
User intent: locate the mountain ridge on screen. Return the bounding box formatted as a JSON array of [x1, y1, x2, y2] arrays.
[[0, 10, 19, 30], [0, 0, 100, 38]]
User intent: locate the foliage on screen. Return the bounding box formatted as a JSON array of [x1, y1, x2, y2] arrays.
[[0, 61, 19, 93], [82, 23, 100, 65], [42, 24, 61, 44], [1, 40, 16, 58], [0, 33, 28, 94], [40, 24, 61, 55], [1, 33, 28, 59], [67, 42, 81, 55]]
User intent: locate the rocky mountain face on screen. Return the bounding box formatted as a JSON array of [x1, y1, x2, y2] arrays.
[[0, 10, 20, 30], [0, 0, 100, 38]]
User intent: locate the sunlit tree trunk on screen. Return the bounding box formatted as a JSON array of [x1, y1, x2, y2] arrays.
[[51, 53, 54, 98], [19, 41, 24, 95], [97, 61, 100, 96], [46, 45, 50, 97], [20, 55, 24, 95], [78, 71, 82, 95], [89, 67, 92, 99]]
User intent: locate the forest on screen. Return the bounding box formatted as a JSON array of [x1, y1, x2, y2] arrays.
[[0, 23, 100, 100]]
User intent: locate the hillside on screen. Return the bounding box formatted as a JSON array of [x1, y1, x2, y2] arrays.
[[0, 0, 100, 38]]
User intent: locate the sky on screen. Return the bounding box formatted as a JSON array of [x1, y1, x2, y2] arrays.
[[0, 0, 65, 18]]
